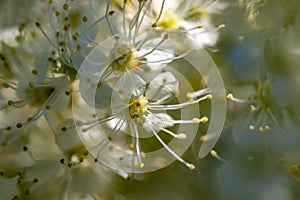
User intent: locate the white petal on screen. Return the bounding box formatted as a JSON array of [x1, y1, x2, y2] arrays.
[[106, 117, 127, 132], [146, 72, 178, 102], [77, 48, 108, 75], [144, 113, 174, 130], [116, 72, 146, 99], [79, 74, 113, 108], [0, 27, 19, 47]]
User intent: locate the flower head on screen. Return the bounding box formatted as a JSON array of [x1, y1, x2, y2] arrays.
[[74, 67, 212, 172]]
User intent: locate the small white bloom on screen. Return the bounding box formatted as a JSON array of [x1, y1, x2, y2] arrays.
[[75, 70, 211, 172]]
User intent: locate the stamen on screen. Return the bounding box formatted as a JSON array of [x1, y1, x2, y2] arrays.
[[15, 109, 44, 128], [186, 88, 209, 99], [90, 119, 125, 158], [160, 127, 187, 140], [168, 117, 208, 125], [105, 0, 116, 36], [149, 94, 211, 111], [227, 93, 249, 103], [185, 24, 204, 32], [130, 122, 144, 168], [149, 126, 195, 170], [250, 104, 257, 112], [139, 50, 190, 64], [65, 116, 115, 131], [210, 150, 227, 163], [35, 22, 58, 49], [134, 34, 169, 59], [151, 0, 166, 27]]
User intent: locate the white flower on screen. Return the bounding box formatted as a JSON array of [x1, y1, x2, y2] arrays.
[[75, 70, 212, 172], [78, 28, 180, 108]]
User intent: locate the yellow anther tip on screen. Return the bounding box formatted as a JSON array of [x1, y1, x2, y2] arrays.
[[178, 133, 187, 140], [218, 24, 226, 29], [129, 144, 134, 150], [290, 165, 299, 172], [259, 126, 264, 132], [200, 135, 207, 141], [186, 92, 192, 99], [210, 150, 218, 157], [188, 164, 195, 170], [197, 24, 203, 29], [139, 163, 144, 168], [200, 117, 209, 123], [115, 146, 122, 151], [264, 125, 270, 131], [206, 94, 212, 99], [227, 93, 233, 100], [250, 105, 256, 112], [249, 125, 255, 130]]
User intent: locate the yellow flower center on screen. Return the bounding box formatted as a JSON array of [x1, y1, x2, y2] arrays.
[[158, 10, 179, 29], [109, 43, 139, 72], [129, 95, 149, 124]]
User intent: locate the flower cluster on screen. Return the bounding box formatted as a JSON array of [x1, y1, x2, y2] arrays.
[[0, 0, 227, 198]]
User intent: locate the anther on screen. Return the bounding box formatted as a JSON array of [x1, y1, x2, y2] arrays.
[[197, 24, 203, 29], [152, 23, 158, 28], [188, 164, 195, 170], [250, 105, 256, 112], [16, 123, 22, 128], [226, 93, 233, 100], [23, 146, 28, 151], [60, 158, 65, 164], [63, 3, 69, 11], [82, 16, 88, 22], [17, 171, 23, 177], [33, 178, 39, 183], [178, 133, 187, 140], [200, 117, 209, 123], [109, 11, 115, 15], [210, 150, 227, 163], [35, 22, 41, 27], [206, 94, 212, 99], [61, 127, 67, 132], [7, 100, 14, 105], [31, 69, 38, 75], [218, 24, 226, 29], [115, 146, 122, 151], [12, 195, 19, 200], [248, 125, 255, 130], [55, 11, 60, 17], [264, 125, 270, 131]]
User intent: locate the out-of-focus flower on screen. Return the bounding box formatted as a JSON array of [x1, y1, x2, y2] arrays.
[[112, 0, 227, 48]]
